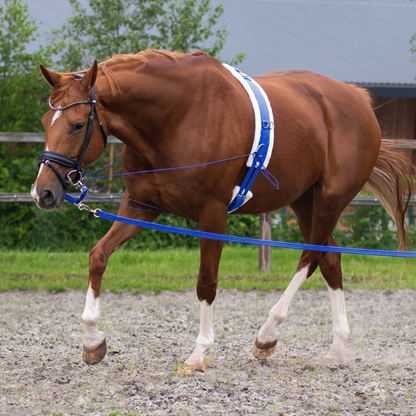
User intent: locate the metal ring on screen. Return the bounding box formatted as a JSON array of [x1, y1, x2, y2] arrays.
[[66, 169, 81, 187]]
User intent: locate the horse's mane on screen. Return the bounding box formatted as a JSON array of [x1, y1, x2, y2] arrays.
[[100, 50, 208, 94], [102, 49, 206, 67], [50, 50, 208, 101]]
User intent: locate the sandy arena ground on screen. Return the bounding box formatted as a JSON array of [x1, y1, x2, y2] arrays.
[[0, 289, 415, 415]]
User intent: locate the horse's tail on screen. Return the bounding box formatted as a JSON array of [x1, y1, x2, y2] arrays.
[[365, 139, 416, 251]]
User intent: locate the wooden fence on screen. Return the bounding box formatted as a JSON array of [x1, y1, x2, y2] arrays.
[[0, 132, 122, 144], [2, 133, 416, 271]]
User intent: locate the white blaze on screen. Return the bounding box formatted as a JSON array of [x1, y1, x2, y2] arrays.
[[30, 184, 39, 202], [31, 147, 50, 201], [51, 108, 62, 125]]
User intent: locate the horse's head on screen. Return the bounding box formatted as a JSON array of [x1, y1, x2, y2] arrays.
[[31, 61, 108, 210]]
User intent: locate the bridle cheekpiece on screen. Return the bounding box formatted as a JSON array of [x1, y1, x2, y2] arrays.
[[39, 73, 107, 191]]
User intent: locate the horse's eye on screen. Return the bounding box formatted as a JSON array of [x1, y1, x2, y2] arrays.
[[72, 122, 85, 133]]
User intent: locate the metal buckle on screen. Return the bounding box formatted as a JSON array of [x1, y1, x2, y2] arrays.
[[76, 202, 101, 217], [65, 185, 101, 217]]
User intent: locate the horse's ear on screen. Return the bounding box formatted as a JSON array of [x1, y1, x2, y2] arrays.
[[40, 64, 61, 88], [79, 60, 98, 91]]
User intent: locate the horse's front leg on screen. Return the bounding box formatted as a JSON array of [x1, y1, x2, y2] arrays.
[[181, 210, 227, 373], [82, 198, 160, 365]]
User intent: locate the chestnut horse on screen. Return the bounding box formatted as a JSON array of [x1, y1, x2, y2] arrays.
[[32, 50, 415, 372]]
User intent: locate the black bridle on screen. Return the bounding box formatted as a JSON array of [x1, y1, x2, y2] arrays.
[[39, 74, 107, 190]]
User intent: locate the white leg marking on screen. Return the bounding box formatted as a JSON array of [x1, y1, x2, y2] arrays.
[[257, 264, 309, 344], [51, 109, 62, 125], [82, 285, 105, 348], [184, 300, 214, 370], [326, 286, 350, 362]]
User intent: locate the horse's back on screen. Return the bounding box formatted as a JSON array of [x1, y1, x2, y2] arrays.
[[255, 68, 374, 117], [254, 67, 381, 161]]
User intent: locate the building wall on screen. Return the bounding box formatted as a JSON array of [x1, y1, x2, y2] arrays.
[[373, 97, 416, 141], [372, 96, 416, 169]]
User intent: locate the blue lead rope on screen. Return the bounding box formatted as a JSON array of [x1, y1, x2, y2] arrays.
[[65, 186, 89, 205]]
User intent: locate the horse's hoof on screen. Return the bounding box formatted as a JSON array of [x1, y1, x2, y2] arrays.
[[252, 338, 277, 360], [178, 362, 205, 375], [323, 353, 344, 364], [83, 338, 107, 365]]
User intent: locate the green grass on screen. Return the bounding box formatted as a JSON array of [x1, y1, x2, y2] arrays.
[[0, 247, 414, 293]]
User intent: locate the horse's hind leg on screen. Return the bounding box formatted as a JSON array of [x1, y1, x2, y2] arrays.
[[252, 263, 309, 359], [253, 190, 350, 362], [252, 193, 314, 359], [318, 240, 350, 362], [82, 196, 160, 365], [296, 200, 350, 362]]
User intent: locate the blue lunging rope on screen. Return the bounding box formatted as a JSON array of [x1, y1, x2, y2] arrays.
[[97, 210, 416, 258]]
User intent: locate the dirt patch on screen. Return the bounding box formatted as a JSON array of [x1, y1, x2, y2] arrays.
[[0, 289, 415, 415]]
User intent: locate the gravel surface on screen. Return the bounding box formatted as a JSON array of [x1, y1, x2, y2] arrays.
[[0, 289, 415, 416]]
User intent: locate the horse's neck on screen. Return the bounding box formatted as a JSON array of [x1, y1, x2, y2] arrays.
[[97, 63, 195, 154]]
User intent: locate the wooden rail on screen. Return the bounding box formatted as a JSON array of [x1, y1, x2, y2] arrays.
[[0, 132, 122, 143], [2, 132, 416, 147], [1, 193, 402, 205], [0, 192, 122, 202]]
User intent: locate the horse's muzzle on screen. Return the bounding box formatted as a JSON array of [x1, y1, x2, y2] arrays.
[[31, 183, 65, 210]]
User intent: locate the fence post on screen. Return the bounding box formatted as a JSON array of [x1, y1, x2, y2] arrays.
[[259, 212, 272, 271], [408, 204, 416, 226]]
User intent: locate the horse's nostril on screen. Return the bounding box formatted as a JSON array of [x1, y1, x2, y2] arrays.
[[42, 189, 55, 206]]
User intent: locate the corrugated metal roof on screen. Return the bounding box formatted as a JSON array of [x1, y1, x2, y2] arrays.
[[213, 0, 416, 84]]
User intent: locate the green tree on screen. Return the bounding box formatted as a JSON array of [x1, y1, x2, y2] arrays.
[[0, 0, 59, 132], [55, 0, 244, 71], [0, 0, 59, 195], [0, 0, 61, 250]]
